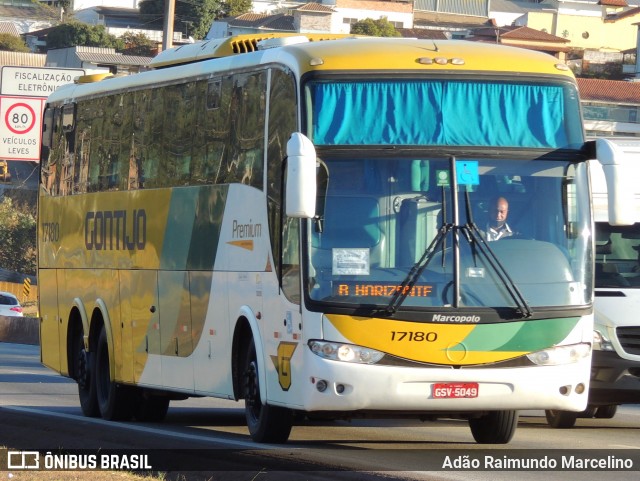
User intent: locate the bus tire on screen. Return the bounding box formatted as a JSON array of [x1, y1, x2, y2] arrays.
[[73, 330, 99, 417], [469, 410, 518, 444], [133, 391, 170, 422], [595, 404, 618, 419], [544, 409, 578, 428], [243, 339, 293, 443], [95, 326, 133, 421]]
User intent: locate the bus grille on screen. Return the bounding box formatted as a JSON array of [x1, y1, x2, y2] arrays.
[[617, 326, 640, 355]]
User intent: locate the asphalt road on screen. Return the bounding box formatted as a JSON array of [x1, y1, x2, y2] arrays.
[[1, 342, 639, 481]]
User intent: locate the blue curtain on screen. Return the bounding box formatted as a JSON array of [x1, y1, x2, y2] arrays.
[[311, 80, 579, 149]]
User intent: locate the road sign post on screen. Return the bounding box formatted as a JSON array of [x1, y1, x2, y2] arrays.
[[0, 66, 84, 163]]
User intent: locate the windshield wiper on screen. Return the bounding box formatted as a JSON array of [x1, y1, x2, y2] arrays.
[[385, 223, 452, 315]]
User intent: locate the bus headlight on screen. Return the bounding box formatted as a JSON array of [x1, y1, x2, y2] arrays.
[[308, 340, 384, 364], [526, 343, 591, 366]]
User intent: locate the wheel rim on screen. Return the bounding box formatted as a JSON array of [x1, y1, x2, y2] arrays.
[[76, 346, 89, 390], [245, 360, 262, 424]]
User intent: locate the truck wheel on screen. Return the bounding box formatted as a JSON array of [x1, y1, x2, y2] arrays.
[[595, 405, 618, 419], [545, 409, 578, 428]]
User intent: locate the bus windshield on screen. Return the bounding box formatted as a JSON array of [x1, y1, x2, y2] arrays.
[[305, 155, 592, 313], [306, 78, 584, 149], [595, 223, 640, 289]]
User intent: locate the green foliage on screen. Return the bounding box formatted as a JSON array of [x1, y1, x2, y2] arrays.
[[120, 31, 157, 56], [225, 0, 253, 17], [0, 33, 30, 52], [138, 0, 225, 40], [46, 22, 125, 50], [0, 196, 36, 275], [350, 17, 401, 37]]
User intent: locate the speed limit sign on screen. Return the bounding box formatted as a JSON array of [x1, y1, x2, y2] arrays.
[[5, 102, 37, 134], [0, 96, 43, 161]]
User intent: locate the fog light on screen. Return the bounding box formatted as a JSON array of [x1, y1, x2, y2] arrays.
[[559, 385, 571, 395], [575, 383, 586, 394], [336, 383, 345, 394], [316, 379, 328, 392]]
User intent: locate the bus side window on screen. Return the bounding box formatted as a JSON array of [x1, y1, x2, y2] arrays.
[[41, 107, 61, 195]]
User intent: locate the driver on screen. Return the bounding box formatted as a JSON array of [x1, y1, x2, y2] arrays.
[[485, 196, 513, 242]]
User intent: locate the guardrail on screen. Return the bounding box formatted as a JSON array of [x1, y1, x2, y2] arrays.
[[0, 316, 39, 345]]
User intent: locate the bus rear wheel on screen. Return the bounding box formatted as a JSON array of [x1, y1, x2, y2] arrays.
[[243, 339, 293, 443], [73, 330, 99, 417], [469, 410, 518, 444], [95, 326, 134, 421]]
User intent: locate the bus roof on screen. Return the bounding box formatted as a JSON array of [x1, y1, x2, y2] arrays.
[[49, 36, 576, 104], [149, 34, 574, 77]]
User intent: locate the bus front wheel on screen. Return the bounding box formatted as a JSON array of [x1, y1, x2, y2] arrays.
[[95, 326, 134, 421], [544, 409, 579, 428], [469, 410, 518, 444], [243, 339, 293, 443]]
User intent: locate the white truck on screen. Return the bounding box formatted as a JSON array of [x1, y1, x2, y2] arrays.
[[546, 138, 640, 428]]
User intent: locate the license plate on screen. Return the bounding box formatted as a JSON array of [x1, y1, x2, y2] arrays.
[[433, 382, 479, 398]]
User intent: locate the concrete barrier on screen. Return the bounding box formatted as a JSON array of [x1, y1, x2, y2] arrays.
[[0, 316, 39, 345]]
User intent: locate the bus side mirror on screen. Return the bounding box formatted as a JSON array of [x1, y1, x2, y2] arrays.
[[285, 133, 317, 218], [595, 138, 637, 226]]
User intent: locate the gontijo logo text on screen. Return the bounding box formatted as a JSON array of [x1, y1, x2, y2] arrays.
[[85, 209, 147, 251]]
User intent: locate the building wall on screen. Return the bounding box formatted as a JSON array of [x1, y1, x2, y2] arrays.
[[518, 10, 640, 52], [294, 12, 334, 33], [336, 0, 413, 29]]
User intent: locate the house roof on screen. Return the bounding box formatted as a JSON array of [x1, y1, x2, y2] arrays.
[[577, 77, 640, 104], [0, 51, 46, 67], [605, 6, 640, 21], [70, 46, 152, 67], [0, 5, 59, 22], [297, 3, 336, 13], [398, 28, 449, 40], [228, 13, 295, 31], [599, 0, 628, 6], [471, 25, 570, 44], [414, 11, 493, 30]]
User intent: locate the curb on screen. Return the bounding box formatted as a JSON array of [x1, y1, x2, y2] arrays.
[[0, 316, 39, 345]]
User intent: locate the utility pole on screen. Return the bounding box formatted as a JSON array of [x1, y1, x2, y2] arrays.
[[162, 0, 176, 52]]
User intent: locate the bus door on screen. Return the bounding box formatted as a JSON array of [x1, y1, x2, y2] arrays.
[[158, 271, 194, 391], [120, 270, 161, 386]]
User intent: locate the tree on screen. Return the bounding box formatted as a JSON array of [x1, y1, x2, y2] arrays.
[[225, 0, 253, 17], [350, 17, 401, 37], [46, 22, 124, 50], [0, 196, 36, 275], [0, 33, 30, 52], [120, 31, 158, 57], [139, 0, 225, 40]]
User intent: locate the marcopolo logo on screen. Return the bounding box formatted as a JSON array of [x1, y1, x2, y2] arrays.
[[431, 314, 481, 323]]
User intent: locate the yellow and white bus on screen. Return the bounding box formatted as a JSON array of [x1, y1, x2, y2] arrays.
[[38, 34, 633, 444]]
